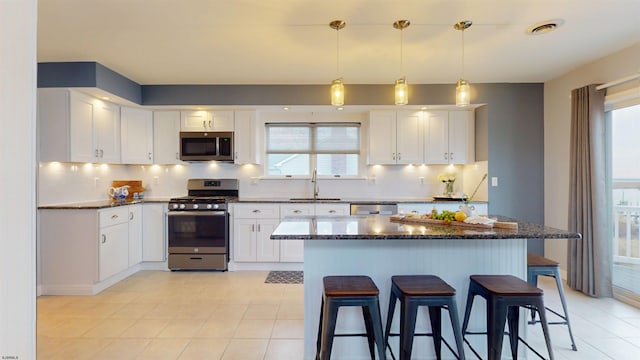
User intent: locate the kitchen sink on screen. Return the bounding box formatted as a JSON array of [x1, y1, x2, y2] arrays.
[[289, 197, 341, 201]]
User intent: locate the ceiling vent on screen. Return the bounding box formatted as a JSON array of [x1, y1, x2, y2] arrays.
[[526, 19, 564, 35]]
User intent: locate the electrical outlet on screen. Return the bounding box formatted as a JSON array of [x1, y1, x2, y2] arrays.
[[418, 176, 425, 184], [93, 177, 99, 187], [491, 177, 498, 187]]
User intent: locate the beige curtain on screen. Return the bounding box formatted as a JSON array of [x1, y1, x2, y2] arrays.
[[567, 84, 612, 297]]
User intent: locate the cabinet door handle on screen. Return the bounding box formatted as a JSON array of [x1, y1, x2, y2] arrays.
[[202, 120, 206, 128], [101, 234, 106, 244], [257, 224, 261, 232], [444, 152, 448, 160], [130, 212, 134, 220], [100, 149, 104, 158], [392, 153, 396, 160], [148, 152, 152, 160], [252, 209, 261, 213], [329, 210, 337, 214], [209, 120, 212, 129], [95, 149, 99, 157], [251, 224, 255, 232], [397, 152, 401, 160], [176, 152, 179, 160], [449, 152, 453, 160], [293, 210, 302, 214], [111, 214, 118, 219], [235, 152, 238, 160]]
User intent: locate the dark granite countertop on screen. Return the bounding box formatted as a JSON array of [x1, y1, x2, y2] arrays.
[[271, 214, 581, 240], [233, 198, 488, 204], [38, 198, 172, 210]]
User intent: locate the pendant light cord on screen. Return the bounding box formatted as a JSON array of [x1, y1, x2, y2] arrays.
[[461, 28, 465, 79], [336, 28, 340, 76], [400, 29, 404, 75]]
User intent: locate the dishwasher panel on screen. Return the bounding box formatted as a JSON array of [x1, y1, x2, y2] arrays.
[[350, 203, 398, 215]]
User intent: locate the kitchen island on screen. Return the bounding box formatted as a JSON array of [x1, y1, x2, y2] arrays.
[[271, 215, 580, 360]]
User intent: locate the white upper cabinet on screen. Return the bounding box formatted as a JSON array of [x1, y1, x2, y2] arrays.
[[424, 110, 475, 164], [153, 110, 183, 164], [121, 107, 153, 164], [368, 110, 423, 165], [234, 110, 259, 164], [38, 88, 121, 163], [180, 110, 234, 131]]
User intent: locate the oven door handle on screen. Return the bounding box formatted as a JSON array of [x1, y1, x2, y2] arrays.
[[168, 211, 227, 216]]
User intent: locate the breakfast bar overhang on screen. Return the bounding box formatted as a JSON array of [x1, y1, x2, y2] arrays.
[[271, 215, 581, 360]]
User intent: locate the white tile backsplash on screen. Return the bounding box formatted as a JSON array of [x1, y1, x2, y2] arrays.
[[37, 161, 488, 205]]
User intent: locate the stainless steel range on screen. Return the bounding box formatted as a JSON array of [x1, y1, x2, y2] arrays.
[[167, 179, 238, 270]]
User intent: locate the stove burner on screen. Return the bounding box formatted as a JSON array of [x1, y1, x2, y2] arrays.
[[168, 179, 239, 211]]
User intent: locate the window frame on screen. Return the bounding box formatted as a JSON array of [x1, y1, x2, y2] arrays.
[[264, 121, 362, 179]]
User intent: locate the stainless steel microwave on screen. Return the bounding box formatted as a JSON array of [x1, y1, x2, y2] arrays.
[[179, 132, 234, 162]]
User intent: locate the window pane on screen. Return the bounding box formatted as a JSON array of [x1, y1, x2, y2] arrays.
[[316, 125, 360, 153], [266, 126, 310, 152], [317, 154, 359, 176], [266, 154, 309, 176]]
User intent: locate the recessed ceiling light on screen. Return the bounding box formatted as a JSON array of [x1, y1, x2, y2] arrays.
[[526, 19, 564, 35]]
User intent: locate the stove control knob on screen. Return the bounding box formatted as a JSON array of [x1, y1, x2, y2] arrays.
[[206, 204, 213, 209], [213, 204, 220, 209], [172, 204, 179, 209], [179, 204, 186, 209], [193, 204, 199, 209]]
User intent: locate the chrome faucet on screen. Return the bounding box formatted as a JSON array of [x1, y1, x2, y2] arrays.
[[312, 168, 319, 200]]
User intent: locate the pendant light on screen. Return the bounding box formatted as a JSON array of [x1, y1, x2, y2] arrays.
[[393, 20, 410, 105], [454, 20, 472, 107], [330, 20, 346, 106]]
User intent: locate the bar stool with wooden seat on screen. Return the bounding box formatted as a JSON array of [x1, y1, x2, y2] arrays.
[[461, 275, 554, 360], [527, 253, 577, 351], [384, 275, 466, 360], [316, 275, 386, 360]]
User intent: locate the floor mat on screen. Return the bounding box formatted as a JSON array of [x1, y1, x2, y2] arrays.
[[265, 271, 303, 284]]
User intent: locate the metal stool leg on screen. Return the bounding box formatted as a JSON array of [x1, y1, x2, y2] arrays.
[[533, 299, 555, 360], [446, 297, 466, 360], [553, 268, 578, 351]]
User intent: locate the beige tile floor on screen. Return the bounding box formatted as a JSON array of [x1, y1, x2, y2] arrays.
[[37, 271, 303, 360], [37, 270, 640, 359]]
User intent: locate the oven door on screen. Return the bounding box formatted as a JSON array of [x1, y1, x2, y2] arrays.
[[168, 211, 228, 254]]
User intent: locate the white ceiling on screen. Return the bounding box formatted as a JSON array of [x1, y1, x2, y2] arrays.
[[37, 0, 640, 86]]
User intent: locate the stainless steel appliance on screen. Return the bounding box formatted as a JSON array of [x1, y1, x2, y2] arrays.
[[168, 179, 239, 270], [179, 131, 234, 161], [350, 202, 398, 215]]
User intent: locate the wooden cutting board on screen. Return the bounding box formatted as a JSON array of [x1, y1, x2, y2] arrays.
[[112, 180, 145, 200], [390, 215, 518, 230]]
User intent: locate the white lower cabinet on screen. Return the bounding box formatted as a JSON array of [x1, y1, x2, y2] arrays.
[[127, 205, 143, 267], [232, 202, 350, 264], [142, 203, 167, 262], [232, 204, 280, 262], [278, 204, 314, 263], [39, 204, 154, 295]]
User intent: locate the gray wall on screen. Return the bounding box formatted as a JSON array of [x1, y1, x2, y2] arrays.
[[38, 62, 545, 253]]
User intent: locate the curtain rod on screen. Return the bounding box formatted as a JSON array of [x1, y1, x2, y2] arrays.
[[596, 73, 640, 90]]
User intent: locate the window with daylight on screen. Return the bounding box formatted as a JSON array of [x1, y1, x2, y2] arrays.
[[265, 122, 361, 177]]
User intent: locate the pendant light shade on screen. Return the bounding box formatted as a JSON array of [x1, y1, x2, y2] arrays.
[[331, 78, 345, 106], [393, 20, 410, 105], [330, 20, 346, 106], [395, 77, 408, 105], [454, 20, 472, 107], [456, 79, 470, 106]]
